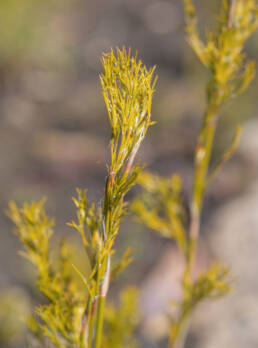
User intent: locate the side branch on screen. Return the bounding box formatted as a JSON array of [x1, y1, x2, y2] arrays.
[[206, 125, 242, 187]]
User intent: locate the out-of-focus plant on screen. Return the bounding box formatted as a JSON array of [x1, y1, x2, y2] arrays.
[[132, 0, 258, 347], [8, 47, 156, 348], [0, 288, 30, 345], [0, 0, 70, 68], [103, 287, 139, 348]]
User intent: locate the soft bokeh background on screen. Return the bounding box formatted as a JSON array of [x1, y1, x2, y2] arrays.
[[0, 0, 258, 347]]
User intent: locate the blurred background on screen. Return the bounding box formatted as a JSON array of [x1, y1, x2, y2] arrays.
[[0, 0, 258, 347]]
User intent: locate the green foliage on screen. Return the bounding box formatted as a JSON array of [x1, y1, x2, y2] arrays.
[[68, 48, 156, 348], [169, 264, 232, 346], [184, 0, 258, 105], [6, 2, 258, 348], [131, 171, 187, 253], [100, 47, 157, 177], [67, 189, 103, 269], [131, 1, 258, 348], [7, 200, 86, 348], [103, 288, 139, 348], [131, 173, 233, 347], [182, 264, 232, 306], [8, 47, 156, 348]]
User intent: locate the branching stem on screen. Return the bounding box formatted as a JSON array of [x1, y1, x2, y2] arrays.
[[168, 105, 218, 348]]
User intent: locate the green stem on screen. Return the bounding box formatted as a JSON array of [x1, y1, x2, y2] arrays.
[[169, 104, 218, 348], [79, 298, 91, 348], [92, 256, 104, 348], [168, 309, 191, 348], [94, 296, 106, 348], [188, 104, 218, 275], [87, 296, 96, 348], [94, 253, 110, 348], [93, 173, 112, 348]]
